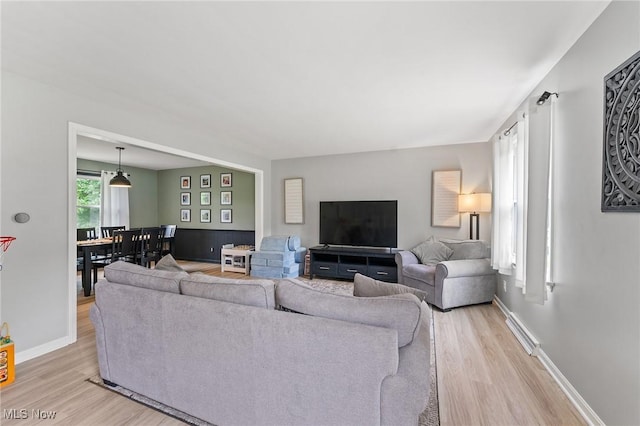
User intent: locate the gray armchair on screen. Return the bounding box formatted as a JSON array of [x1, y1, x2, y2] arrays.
[[395, 238, 496, 311]]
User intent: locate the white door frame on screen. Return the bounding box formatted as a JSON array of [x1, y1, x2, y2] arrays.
[[67, 122, 264, 341]]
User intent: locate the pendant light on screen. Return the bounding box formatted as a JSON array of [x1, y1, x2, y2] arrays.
[[109, 147, 132, 187]]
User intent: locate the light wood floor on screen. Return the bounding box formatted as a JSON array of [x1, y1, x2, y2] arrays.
[[3, 263, 585, 425]]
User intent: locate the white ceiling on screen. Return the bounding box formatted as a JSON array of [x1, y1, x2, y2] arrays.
[[76, 135, 211, 171], [2, 1, 610, 162]]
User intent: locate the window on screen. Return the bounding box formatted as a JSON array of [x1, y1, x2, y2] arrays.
[[77, 175, 101, 230], [492, 97, 555, 305]]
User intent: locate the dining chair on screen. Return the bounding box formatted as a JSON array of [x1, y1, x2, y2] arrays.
[[92, 229, 143, 274], [77, 227, 97, 241], [160, 224, 177, 257], [101, 226, 126, 238], [140, 227, 164, 267]]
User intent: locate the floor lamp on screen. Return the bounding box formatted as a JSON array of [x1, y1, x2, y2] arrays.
[[458, 193, 492, 240]]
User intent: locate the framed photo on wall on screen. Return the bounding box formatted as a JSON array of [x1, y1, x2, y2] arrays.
[[180, 176, 191, 189], [220, 191, 232, 205], [200, 191, 211, 205], [180, 192, 191, 206], [220, 209, 232, 223], [180, 209, 191, 222], [200, 174, 211, 188], [200, 209, 211, 223], [220, 173, 232, 187]]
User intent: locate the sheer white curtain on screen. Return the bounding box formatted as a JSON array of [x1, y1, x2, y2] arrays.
[[100, 171, 130, 229], [491, 113, 529, 287], [492, 98, 555, 305], [524, 97, 556, 304]]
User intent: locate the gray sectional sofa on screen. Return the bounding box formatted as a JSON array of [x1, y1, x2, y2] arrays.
[[90, 261, 431, 426], [395, 237, 497, 311]]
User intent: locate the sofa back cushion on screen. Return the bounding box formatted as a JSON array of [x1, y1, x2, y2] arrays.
[[437, 238, 490, 260], [276, 279, 423, 347], [179, 274, 276, 309], [104, 261, 186, 293]]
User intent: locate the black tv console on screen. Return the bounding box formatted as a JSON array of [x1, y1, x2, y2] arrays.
[[309, 246, 399, 283]]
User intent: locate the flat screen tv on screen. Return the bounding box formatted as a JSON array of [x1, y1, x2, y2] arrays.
[[319, 200, 398, 248]]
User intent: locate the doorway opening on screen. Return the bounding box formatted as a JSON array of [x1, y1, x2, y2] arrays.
[[68, 122, 265, 342]]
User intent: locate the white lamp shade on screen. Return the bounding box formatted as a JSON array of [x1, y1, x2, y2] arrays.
[[458, 193, 492, 213]]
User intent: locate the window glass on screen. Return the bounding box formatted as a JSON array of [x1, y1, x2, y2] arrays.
[[77, 176, 101, 230]]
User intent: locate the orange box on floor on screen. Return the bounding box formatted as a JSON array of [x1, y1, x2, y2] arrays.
[[0, 322, 15, 388]]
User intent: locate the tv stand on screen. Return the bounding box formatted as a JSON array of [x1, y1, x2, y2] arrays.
[[309, 246, 398, 283]]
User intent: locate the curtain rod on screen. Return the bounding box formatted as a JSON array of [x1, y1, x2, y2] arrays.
[[502, 112, 526, 136], [503, 121, 518, 136], [77, 169, 101, 176]]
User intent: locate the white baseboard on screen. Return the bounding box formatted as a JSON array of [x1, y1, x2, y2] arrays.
[[15, 336, 73, 365], [493, 296, 604, 426]]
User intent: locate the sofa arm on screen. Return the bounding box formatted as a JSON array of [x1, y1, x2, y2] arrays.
[[395, 251, 419, 285], [436, 258, 493, 279], [395, 251, 419, 269]]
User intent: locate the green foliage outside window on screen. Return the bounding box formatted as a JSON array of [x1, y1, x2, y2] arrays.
[[77, 177, 101, 229]]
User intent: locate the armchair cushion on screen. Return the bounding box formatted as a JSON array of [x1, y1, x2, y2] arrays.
[[410, 240, 453, 265]]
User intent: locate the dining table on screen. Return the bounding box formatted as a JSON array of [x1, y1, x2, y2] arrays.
[[77, 237, 113, 297]]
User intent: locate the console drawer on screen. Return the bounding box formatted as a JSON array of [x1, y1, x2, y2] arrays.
[[367, 265, 397, 282], [339, 263, 367, 279], [312, 261, 338, 277]]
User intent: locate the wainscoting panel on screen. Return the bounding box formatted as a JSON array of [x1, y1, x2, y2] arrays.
[[174, 228, 255, 262]]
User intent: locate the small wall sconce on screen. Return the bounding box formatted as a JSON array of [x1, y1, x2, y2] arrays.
[[458, 193, 492, 240]]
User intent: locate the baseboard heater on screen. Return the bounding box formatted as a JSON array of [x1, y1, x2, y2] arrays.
[[505, 312, 540, 356]]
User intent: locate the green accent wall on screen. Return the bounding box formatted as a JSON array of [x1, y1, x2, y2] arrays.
[[158, 166, 255, 230], [77, 158, 159, 228], [77, 160, 255, 230]]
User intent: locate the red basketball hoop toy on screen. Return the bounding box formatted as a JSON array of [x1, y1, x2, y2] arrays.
[[0, 237, 16, 271]]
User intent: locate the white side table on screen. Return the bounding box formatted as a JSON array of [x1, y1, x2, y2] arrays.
[[221, 246, 254, 275]]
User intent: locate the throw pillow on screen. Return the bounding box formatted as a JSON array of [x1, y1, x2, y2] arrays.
[[353, 273, 427, 302], [275, 279, 423, 347], [410, 240, 453, 265], [154, 254, 186, 272]]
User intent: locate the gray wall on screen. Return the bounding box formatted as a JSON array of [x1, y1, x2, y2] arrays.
[[77, 158, 159, 228], [494, 2, 640, 425], [0, 71, 272, 358], [271, 142, 493, 250], [158, 166, 255, 230]]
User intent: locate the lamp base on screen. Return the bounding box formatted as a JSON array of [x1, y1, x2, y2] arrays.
[[470, 213, 480, 240]]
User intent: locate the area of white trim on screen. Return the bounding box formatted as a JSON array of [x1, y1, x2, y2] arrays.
[[493, 296, 604, 426], [536, 349, 605, 426], [16, 336, 74, 365]]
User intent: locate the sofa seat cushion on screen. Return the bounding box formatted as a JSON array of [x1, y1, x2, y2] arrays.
[[276, 279, 423, 347], [410, 240, 453, 265], [104, 261, 186, 293], [179, 274, 276, 309], [353, 273, 426, 301], [403, 263, 436, 285]]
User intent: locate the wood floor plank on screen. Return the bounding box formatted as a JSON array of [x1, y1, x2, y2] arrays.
[[1, 263, 585, 425]]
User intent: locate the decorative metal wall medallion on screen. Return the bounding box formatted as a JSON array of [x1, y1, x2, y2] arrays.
[[602, 50, 640, 212]]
